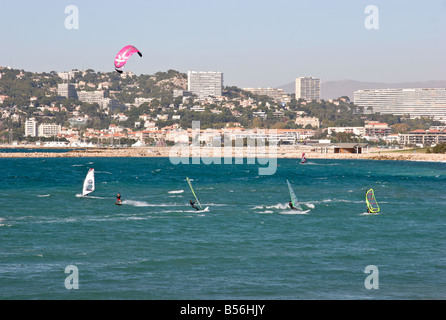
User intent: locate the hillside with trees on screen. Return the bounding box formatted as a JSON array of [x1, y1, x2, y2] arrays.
[[0, 66, 443, 144]]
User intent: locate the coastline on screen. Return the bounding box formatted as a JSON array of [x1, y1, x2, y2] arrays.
[[1, 146, 445, 162]]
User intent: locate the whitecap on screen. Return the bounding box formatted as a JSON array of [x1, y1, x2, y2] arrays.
[[280, 210, 309, 215], [360, 212, 380, 216], [168, 190, 184, 194]]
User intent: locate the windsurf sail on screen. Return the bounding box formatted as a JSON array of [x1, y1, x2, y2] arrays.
[[301, 153, 307, 164], [186, 177, 203, 211], [286, 179, 303, 210], [82, 168, 95, 196], [365, 188, 380, 213]]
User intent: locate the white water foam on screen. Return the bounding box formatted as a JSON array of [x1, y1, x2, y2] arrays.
[[168, 190, 184, 194]]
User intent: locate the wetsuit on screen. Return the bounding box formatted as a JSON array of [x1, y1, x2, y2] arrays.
[[190, 200, 199, 211], [289, 201, 297, 210]]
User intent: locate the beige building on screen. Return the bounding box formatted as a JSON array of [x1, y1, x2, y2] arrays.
[[364, 122, 392, 137], [38, 123, 61, 137], [295, 116, 320, 128], [398, 129, 446, 146], [243, 87, 291, 104], [77, 90, 104, 107]]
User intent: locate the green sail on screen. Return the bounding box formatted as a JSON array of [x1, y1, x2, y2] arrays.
[[286, 179, 303, 210], [187, 177, 203, 211]]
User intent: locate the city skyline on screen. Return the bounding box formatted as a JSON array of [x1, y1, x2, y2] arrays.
[[0, 0, 445, 89]]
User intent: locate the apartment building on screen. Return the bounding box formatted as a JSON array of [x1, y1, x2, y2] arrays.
[[295, 77, 320, 101], [354, 88, 446, 122], [187, 71, 223, 99]]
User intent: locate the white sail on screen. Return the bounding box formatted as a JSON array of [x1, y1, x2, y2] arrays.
[[82, 168, 95, 196]]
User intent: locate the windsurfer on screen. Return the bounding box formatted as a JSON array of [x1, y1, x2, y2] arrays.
[[289, 201, 298, 210], [190, 200, 199, 211]]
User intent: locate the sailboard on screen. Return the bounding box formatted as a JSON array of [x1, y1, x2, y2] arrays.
[[186, 177, 205, 211], [82, 168, 95, 196], [286, 179, 303, 211], [301, 153, 307, 164], [365, 188, 380, 213]]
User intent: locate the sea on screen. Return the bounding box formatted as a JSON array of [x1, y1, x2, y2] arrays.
[[0, 156, 445, 301]]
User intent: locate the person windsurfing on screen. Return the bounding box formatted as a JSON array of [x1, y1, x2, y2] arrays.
[[190, 200, 199, 211], [289, 200, 298, 210], [116, 193, 122, 204]]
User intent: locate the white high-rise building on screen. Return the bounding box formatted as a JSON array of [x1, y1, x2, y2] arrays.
[[187, 71, 223, 99], [354, 88, 446, 122], [25, 118, 37, 137], [295, 77, 320, 101]]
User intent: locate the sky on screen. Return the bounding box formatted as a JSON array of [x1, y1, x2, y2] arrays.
[[0, 0, 445, 88]]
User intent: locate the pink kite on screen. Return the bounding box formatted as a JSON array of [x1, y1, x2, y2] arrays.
[[114, 45, 142, 73]]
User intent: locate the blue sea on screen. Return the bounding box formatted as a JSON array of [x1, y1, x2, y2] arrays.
[[0, 157, 445, 300]]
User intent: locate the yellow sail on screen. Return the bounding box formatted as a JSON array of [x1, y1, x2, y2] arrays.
[[366, 189, 380, 213]]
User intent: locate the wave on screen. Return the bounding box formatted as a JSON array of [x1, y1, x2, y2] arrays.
[[266, 203, 288, 210], [168, 190, 184, 194], [306, 162, 339, 166], [312, 199, 363, 204], [122, 200, 183, 207], [37, 194, 51, 197], [122, 200, 152, 207], [280, 210, 309, 215], [252, 203, 314, 211], [360, 211, 381, 216], [75, 194, 108, 199]]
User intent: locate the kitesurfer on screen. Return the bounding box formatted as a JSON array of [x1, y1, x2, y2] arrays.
[[190, 200, 199, 211], [116, 193, 122, 204]]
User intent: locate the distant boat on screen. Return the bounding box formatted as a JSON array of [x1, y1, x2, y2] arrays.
[[82, 168, 95, 196], [301, 153, 307, 164], [365, 188, 380, 213]]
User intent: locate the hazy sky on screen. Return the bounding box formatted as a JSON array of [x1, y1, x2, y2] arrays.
[[1, 0, 445, 88]]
